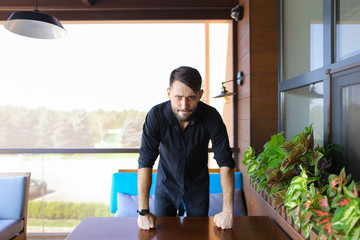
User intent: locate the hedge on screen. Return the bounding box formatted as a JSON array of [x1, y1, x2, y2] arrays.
[[28, 201, 113, 219]]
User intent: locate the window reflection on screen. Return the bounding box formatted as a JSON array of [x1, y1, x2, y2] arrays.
[[341, 84, 360, 181], [336, 0, 360, 61], [281, 82, 324, 145], [281, 0, 323, 80]]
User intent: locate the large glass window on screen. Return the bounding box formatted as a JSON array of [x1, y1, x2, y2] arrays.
[[0, 21, 232, 236], [335, 0, 360, 61], [0, 22, 231, 149], [281, 0, 323, 81], [281, 82, 324, 145]]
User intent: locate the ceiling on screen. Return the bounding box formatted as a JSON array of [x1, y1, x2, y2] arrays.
[[0, 0, 238, 21]]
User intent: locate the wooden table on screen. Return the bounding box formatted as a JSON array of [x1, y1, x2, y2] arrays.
[[65, 216, 290, 240]]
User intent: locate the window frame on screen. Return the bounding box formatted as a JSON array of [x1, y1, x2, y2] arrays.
[[278, 0, 360, 146]]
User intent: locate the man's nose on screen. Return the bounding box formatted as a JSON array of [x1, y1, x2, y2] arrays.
[[180, 98, 188, 109]]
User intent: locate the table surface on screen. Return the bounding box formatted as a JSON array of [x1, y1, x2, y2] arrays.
[[65, 216, 290, 240]]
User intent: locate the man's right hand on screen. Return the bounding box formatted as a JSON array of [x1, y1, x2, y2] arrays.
[[138, 212, 157, 230]]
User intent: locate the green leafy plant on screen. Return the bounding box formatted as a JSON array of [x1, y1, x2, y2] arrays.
[[243, 125, 360, 239], [243, 132, 285, 194], [284, 166, 330, 238], [243, 125, 333, 209], [281, 167, 360, 239], [325, 168, 360, 239]]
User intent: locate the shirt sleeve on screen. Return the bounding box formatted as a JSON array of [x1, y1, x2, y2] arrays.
[[138, 106, 161, 168], [208, 108, 235, 168]]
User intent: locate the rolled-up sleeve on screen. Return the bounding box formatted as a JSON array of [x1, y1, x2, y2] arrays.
[[138, 107, 161, 168], [208, 109, 235, 168]]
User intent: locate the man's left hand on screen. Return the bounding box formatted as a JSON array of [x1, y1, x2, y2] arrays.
[[213, 211, 233, 229]]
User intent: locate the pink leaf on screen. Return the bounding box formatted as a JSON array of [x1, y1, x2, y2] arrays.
[[313, 209, 329, 217], [319, 217, 329, 225], [325, 222, 332, 236], [331, 177, 339, 188], [319, 197, 329, 208], [354, 185, 358, 197], [334, 198, 350, 207], [340, 170, 345, 181]]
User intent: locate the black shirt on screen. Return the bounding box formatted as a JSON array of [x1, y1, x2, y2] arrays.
[[138, 100, 235, 209]]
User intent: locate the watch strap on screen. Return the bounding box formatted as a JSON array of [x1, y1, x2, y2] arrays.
[[137, 209, 150, 216]]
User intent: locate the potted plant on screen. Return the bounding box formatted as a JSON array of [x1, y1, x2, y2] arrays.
[[284, 167, 360, 239], [243, 125, 359, 239], [243, 125, 335, 209]]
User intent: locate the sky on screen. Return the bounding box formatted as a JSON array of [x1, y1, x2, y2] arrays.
[[0, 22, 228, 112]]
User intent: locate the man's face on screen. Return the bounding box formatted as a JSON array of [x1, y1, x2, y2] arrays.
[[167, 80, 203, 123]]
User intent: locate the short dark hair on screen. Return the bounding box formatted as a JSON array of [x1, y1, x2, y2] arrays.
[[169, 66, 202, 93]]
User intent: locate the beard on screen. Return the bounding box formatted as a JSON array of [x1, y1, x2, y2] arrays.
[[172, 107, 195, 122]]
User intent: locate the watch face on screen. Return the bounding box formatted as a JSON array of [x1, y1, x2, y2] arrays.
[[137, 209, 149, 216]]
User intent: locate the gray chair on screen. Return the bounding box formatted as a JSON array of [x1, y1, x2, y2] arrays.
[[0, 172, 31, 240]]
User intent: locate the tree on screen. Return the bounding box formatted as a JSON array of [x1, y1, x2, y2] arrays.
[[72, 110, 93, 148], [35, 108, 57, 148], [119, 112, 146, 147]]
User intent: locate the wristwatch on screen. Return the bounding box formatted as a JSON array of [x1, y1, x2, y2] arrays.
[[137, 209, 150, 216]]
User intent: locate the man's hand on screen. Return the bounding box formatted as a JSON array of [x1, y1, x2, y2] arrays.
[[214, 167, 234, 229], [213, 211, 233, 229], [138, 212, 157, 230]]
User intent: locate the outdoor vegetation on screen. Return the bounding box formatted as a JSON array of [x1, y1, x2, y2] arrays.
[[28, 201, 112, 219], [0, 105, 146, 148], [243, 125, 360, 240], [27, 201, 112, 229]]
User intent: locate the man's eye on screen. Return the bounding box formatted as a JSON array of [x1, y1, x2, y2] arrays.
[[187, 96, 196, 100], [175, 96, 182, 99]]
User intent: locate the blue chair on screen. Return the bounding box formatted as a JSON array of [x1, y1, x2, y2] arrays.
[[208, 171, 246, 216], [110, 171, 157, 216], [0, 172, 31, 240], [110, 170, 246, 217]]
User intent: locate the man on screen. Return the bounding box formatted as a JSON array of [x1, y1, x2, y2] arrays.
[[137, 66, 235, 230]]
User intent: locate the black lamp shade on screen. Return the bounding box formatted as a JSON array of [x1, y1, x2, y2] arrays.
[[3, 10, 66, 39], [213, 86, 236, 99]]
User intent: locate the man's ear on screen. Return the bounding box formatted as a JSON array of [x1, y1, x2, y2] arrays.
[[198, 89, 204, 99], [167, 87, 171, 99]]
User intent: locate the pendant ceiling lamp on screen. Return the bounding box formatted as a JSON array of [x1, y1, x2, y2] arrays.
[[3, 0, 66, 39]]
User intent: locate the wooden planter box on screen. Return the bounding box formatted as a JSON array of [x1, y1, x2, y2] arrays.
[[244, 179, 319, 240]]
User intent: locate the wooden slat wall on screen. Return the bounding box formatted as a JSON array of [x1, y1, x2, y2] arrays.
[[235, 0, 278, 204], [236, 0, 278, 171], [233, 1, 312, 239]]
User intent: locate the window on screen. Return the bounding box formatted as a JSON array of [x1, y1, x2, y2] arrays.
[[281, 82, 323, 145], [0, 21, 233, 235], [335, 0, 360, 61], [332, 67, 360, 181], [280, 0, 360, 181], [0, 22, 232, 149], [281, 0, 323, 81]]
